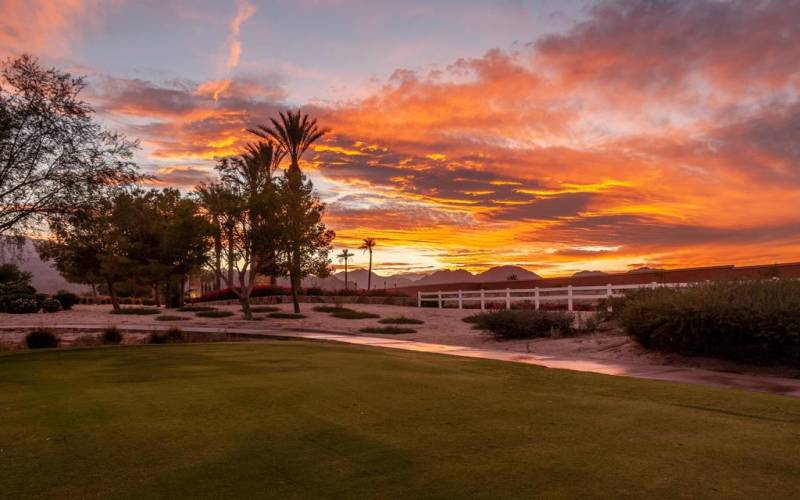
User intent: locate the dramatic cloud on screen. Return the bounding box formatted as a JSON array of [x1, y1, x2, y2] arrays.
[[30, 0, 800, 275]]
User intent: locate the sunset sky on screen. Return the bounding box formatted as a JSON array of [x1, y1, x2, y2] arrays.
[[2, 0, 799, 276]]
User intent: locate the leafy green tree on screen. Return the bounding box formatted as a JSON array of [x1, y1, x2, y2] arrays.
[[249, 111, 330, 306], [277, 168, 334, 313], [37, 199, 131, 311], [206, 141, 283, 320], [0, 55, 140, 236]]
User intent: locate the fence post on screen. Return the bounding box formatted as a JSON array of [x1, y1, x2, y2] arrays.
[[567, 285, 573, 312], [480, 289, 485, 310], [606, 284, 613, 313], [417, 291, 421, 308], [534, 287, 540, 310], [505, 288, 511, 309], [437, 290, 442, 309], [458, 290, 463, 309]]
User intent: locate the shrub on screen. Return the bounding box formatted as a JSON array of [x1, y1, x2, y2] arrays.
[[267, 312, 306, 319], [4, 296, 41, 314], [150, 327, 185, 344], [359, 326, 417, 334], [621, 280, 800, 365], [330, 310, 380, 320], [379, 316, 424, 325], [25, 328, 59, 349], [177, 305, 216, 312], [110, 307, 160, 315], [142, 298, 156, 306], [41, 298, 62, 313], [195, 310, 234, 318], [469, 310, 574, 340], [54, 290, 79, 310], [248, 306, 280, 313], [102, 327, 123, 345], [156, 315, 187, 322], [313, 305, 353, 313]]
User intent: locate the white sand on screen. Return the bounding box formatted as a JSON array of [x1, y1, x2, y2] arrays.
[[1, 304, 797, 381]]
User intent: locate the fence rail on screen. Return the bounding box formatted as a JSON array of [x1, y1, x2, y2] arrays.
[[417, 282, 689, 311]]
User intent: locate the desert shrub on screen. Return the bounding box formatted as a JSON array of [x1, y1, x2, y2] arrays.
[[267, 312, 306, 319], [469, 310, 574, 340], [359, 326, 417, 334], [3, 295, 41, 314], [142, 298, 156, 306], [248, 306, 280, 313], [54, 290, 79, 310], [102, 327, 123, 345], [110, 307, 160, 315], [305, 287, 324, 296], [25, 328, 59, 349], [195, 310, 234, 318], [313, 305, 353, 313], [41, 298, 62, 313], [72, 334, 101, 347], [621, 280, 800, 365], [156, 315, 186, 322], [462, 314, 482, 324], [150, 327, 185, 344], [379, 316, 424, 325], [177, 305, 216, 312], [330, 310, 380, 320]]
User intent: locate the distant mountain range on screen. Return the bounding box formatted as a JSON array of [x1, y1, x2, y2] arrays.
[[0, 238, 89, 294], [331, 265, 541, 289]]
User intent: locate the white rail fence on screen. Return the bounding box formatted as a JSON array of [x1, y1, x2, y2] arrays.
[[417, 282, 689, 311]]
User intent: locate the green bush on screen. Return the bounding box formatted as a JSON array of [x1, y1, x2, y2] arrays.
[[3, 295, 41, 314], [156, 315, 187, 322], [195, 310, 234, 318], [330, 310, 380, 320], [102, 327, 123, 345], [359, 326, 417, 334], [110, 307, 160, 315], [469, 310, 574, 340], [177, 305, 216, 312], [150, 327, 185, 344], [25, 328, 59, 349], [54, 290, 79, 310], [267, 312, 306, 319], [621, 280, 800, 365], [41, 298, 62, 313], [378, 316, 424, 325], [312, 305, 353, 313]]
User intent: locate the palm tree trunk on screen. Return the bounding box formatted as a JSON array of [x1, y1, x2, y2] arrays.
[[107, 280, 120, 312], [213, 219, 222, 290], [344, 260, 348, 291], [226, 228, 234, 289], [367, 250, 372, 291]]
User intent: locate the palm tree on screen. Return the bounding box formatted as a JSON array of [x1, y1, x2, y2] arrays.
[[359, 238, 376, 291], [337, 249, 354, 291], [248, 110, 329, 174], [196, 182, 232, 290]]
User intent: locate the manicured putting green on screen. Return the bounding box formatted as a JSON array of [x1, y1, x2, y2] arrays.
[[1, 343, 799, 499]]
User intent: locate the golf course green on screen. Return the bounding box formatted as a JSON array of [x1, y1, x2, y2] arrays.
[[1, 342, 799, 499]]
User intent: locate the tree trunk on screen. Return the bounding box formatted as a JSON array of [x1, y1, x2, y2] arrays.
[[108, 280, 120, 312], [344, 261, 348, 291], [227, 228, 234, 289], [240, 296, 252, 320], [153, 283, 161, 308], [179, 277, 186, 307], [290, 272, 300, 314], [213, 217, 222, 290], [90, 283, 97, 299], [367, 250, 372, 291]]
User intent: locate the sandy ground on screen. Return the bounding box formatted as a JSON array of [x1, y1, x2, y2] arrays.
[[1, 303, 798, 382]]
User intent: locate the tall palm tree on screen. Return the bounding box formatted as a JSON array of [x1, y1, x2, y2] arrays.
[[337, 248, 354, 291], [247, 110, 329, 173], [359, 238, 376, 291], [195, 182, 231, 290]]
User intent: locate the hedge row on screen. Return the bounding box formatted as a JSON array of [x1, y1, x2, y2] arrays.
[[620, 280, 800, 366]]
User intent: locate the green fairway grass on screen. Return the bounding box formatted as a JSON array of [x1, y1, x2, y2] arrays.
[[1, 342, 799, 499]]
